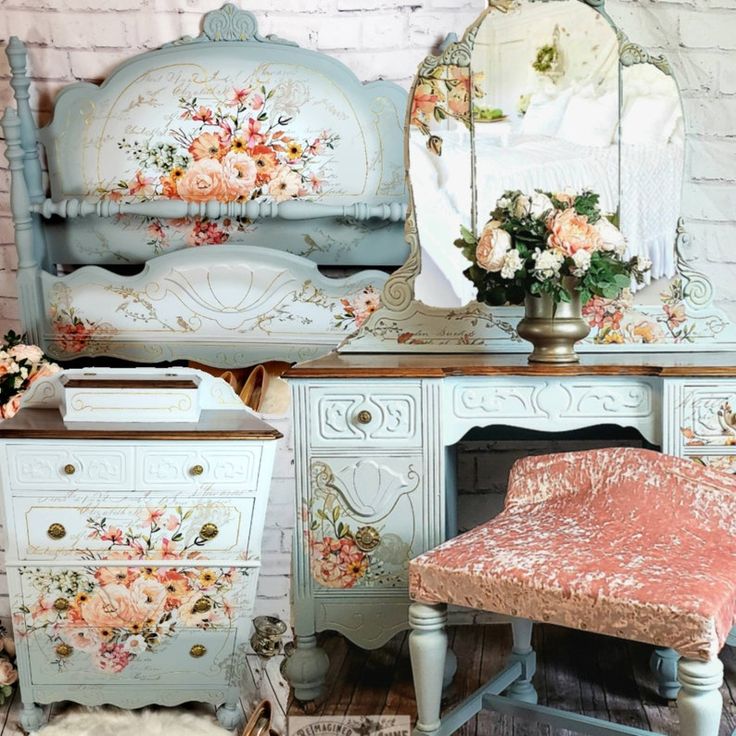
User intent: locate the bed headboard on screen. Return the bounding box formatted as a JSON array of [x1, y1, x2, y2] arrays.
[[3, 4, 408, 365]]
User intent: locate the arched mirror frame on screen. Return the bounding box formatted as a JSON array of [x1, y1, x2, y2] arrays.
[[345, 0, 736, 354]]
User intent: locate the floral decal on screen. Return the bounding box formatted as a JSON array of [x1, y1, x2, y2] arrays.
[[48, 285, 118, 355], [410, 65, 484, 155], [692, 456, 736, 474], [336, 286, 381, 329], [101, 88, 339, 253], [305, 462, 415, 589], [584, 279, 694, 345], [14, 511, 245, 673]]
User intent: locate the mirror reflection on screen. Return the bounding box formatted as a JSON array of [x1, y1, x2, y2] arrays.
[[412, 0, 684, 310]]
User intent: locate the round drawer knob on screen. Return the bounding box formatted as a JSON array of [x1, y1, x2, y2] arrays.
[[356, 410, 372, 425], [63, 464, 76, 476], [192, 597, 212, 613], [354, 526, 381, 552], [199, 523, 219, 540], [53, 598, 69, 612], [189, 644, 207, 658], [55, 643, 73, 658], [190, 464, 204, 477], [47, 523, 66, 540]]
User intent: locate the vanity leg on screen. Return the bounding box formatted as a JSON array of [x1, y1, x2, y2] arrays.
[[216, 699, 244, 731], [20, 702, 44, 733], [409, 602, 447, 733], [283, 634, 329, 703], [651, 647, 681, 699], [505, 618, 538, 704]]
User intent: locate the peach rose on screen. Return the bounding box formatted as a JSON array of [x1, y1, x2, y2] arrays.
[[222, 151, 257, 200], [176, 159, 227, 202], [476, 221, 512, 272], [28, 362, 61, 386], [547, 208, 602, 257], [0, 660, 17, 687], [268, 167, 302, 203], [188, 132, 223, 161], [80, 586, 134, 628], [128, 576, 167, 621]]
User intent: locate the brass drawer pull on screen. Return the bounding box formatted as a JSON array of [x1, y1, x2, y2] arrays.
[[190, 464, 204, 477], [47, 523, 66, 540], [199, 523, 219, 540], [53, 598, 69, 612], [190, 644, 207, 658], [55, 643, 73, 658], [355, 526, 381, 552], [192, 597, 212, 613], [356, 410, 372, 425], [63, 464, 76, 475]]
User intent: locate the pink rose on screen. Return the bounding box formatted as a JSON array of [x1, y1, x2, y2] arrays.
[[222, 151, 257, 200], [176, 159, 227, 202], [547, 208, 603, 257], [476, 221, 511, 272], [0, 660, 17, 686]]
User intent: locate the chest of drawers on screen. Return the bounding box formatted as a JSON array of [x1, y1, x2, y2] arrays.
[[0, 370, 281, 732]]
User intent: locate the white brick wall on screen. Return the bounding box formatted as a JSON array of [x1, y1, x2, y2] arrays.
[[0, 0, 733, 622]]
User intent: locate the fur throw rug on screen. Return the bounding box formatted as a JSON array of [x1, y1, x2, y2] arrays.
[[32, 707, 234, 735]]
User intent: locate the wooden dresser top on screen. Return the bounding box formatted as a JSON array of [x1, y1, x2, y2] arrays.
[[0, 409, 283, 440], [285, 352, 736, 379]]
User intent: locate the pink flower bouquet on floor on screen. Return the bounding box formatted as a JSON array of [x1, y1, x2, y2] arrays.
[[0, 331, 61, 419], [456, 189, 652, 308]]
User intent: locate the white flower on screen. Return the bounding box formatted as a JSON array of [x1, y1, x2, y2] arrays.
[[596, 217, 627, 255], [636, 256, 652, 272], [497, 196, 512, 210], [530, 192, 554, 219], [513, 195, 531, 219], [123, 635, 147, 655], [268, 166, 302, 203], [571, 249, 592, 277], [501, 249, 523, 279], [532, 249, 564, 281], [8, 344, 44, 364]]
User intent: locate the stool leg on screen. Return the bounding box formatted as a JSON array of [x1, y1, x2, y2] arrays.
[[505, 618, 538, 704], [677, 657, 723, 736], [410, 602, 447, 733], [651, 647, 681, 699]]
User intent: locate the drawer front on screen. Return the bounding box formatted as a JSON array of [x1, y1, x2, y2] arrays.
[[690, 455, 736, 475], [15, 564, 257, 682], [678, 382, 736, 448], [308, 383, 422, 448], [305, 455, 425, 592], [12, 495, 256, 561], [138, 445, 262, 491], [26, 628, 237, 685], [6, 445, 133, 491]]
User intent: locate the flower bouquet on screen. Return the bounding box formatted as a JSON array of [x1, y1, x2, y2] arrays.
[[455, 190, 651, 362], [0, 625, 17, 705], [0, 331, 61, 419]]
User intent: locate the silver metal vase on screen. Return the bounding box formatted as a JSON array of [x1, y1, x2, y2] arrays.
[[516, 278, 591, 364]]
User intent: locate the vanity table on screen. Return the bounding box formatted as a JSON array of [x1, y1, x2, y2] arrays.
[[285, 352, 736, 698]]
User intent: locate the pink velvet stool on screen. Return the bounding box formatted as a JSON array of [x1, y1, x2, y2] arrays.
[[408, 448, 736, 736]]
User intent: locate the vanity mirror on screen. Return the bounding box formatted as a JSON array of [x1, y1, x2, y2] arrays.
[[346, 0, 736, 352]]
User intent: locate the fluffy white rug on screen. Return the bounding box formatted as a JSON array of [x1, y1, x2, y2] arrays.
[[32, 707, 234, 735]]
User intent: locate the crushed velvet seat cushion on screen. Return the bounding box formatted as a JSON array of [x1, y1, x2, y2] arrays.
[[409, 448, 736, 661]]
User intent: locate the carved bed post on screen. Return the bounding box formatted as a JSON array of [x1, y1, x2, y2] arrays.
[[2, 107, 43, 345], [6, 38, 48, 270]]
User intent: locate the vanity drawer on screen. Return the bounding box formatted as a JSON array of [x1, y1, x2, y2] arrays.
[[305, 454, 427, 592], [137, 443, 262, 491], [690, 455, 736, 475], [11, 494, 257, 561], [677, 382, 736, 448], [307, 382, 423, 448], [5, 444, 133, 491]]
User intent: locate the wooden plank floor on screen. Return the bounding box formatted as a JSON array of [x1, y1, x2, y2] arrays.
[[288, 624, 736, 736]]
